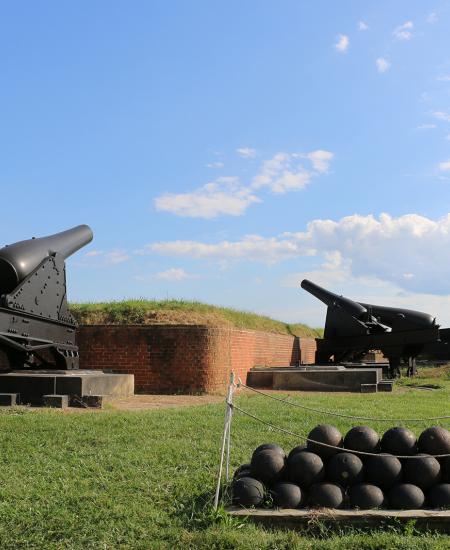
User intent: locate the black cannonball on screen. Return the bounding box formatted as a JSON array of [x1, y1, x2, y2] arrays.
[[232, 476, 265, 507], [344, 426, 380, 455], [252, 443, 286, 460], [418, 426, 450, 456], [308, 482, 344, 509], [348, 483, 385, 510], [233, 463, 251, 480], [403, 454, 441, 491], [287, 451, 324, 488], [427, 483, 450, 510], [365, 454, 402, 489], [381, 427, 417, 456], [288, 444, 308, 460], [439, 456, 450, 483], [250, 449, 285, 485], [388, 483, 425, 510], [326, 452, 364, 487], [307, 425, 343, 459], [269, 481, 303, 509]]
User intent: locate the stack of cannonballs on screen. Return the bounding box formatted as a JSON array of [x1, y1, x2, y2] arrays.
[[232, 425, 450, 510]]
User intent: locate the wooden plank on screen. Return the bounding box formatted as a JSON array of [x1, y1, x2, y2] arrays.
[[226, 507, 450, 533]]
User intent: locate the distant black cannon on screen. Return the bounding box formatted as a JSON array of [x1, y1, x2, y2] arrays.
[[301, 279, 444, 378], [0, 225, 93, 370]]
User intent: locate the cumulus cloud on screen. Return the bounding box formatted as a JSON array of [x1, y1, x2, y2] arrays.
[[393, 21, 414, 41], [433, 111, 450, 122], [145, 213, 450, 294], [416, 123, 437, 130], [437, 75, 450, 82], [154, 268, 193, 281], [154, 149, 334, 217], [376, 57, 391, 73], [147, 234, 301, 264], [154, 177, 260, 219], [439, 160, 450, 171], [251, 150, 333, 194], [236, 147, 257, 158], [307, 150, 334, 173], [427, 12, 438, 23], [334, 34, 349, 53], [358, 21, 369, 31], [81, 249, 130, 265], [206, 162, 224, 168]]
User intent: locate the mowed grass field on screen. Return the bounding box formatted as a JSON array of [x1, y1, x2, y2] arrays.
[[0, 370, 449, 549]]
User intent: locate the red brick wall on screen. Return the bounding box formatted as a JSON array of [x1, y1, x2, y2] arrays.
[[76, 325, 317, 393]]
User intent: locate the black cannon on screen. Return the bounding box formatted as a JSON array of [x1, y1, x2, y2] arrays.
[[0, 225, 93, 370], [301, 279, 443, 378]]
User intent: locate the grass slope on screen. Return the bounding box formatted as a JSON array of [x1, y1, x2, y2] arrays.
[[69, 299, 323, 338], [0, 373, 449, 549]]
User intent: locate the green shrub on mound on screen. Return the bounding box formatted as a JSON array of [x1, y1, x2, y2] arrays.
[[69, 299, 323, 338]]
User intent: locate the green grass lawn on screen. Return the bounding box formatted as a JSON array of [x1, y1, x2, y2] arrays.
[[0, 376, 449, 549]]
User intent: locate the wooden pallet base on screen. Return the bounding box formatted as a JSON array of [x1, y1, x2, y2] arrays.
[[226, 507, 450, 533]]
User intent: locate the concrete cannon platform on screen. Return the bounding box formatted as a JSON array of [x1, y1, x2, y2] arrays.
[[247, 366, 390, 392], [0, 370, 134, 405]]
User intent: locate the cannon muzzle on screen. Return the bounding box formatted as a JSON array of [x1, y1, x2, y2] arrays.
[[0, 224, 93, 293], [301, 279, 367, 318]]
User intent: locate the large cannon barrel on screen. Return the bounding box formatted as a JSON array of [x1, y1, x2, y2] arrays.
[[0, 224, 93, 294], [301, 279, 368, 319]]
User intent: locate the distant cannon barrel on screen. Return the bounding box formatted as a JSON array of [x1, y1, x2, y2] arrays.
[[300, 279, 368, 319], [0, 225, 93, 294]]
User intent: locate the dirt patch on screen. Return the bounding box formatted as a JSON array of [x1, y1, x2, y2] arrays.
[[108, 394, 224, 411]]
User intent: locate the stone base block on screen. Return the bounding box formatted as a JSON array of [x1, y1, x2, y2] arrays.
[[0, 370, 134, 405], [0, 393, 19, 406], [43, 394, 69, 408], [361, 383, 377, 393], [378, 381, 394, 392], [253, 366, 383, 392]]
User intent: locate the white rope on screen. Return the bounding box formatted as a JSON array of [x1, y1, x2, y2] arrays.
[[238, 381, 450, 423], [213, 372, 235, 510], [231, 403, 450, 459]]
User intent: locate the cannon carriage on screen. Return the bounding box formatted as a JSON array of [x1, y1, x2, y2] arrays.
[[0, 225, 93, 370]]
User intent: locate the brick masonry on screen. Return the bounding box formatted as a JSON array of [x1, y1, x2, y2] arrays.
[[74, 325, 317, 393]]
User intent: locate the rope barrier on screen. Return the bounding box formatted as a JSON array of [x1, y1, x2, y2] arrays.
[[238, 382, 450, 423], [231, 403, 450, 459]]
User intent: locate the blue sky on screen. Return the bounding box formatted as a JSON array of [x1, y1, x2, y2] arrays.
[[2, 1, 450, 326]]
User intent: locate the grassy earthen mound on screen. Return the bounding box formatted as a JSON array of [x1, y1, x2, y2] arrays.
[[69, 299, 323, 337]]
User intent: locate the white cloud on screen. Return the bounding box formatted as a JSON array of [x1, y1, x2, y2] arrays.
[[104, 250, 130, 265], [307, 150, 334, 173], [146, 213, 450, 294], [427, 12, 438, 23], [433, 111, 450, 122], [206, 162, 224, 168], [251, 150, 333, 194], [376, 57, 391, 73], [439, 160, 450, 171], [446, 134, 450, 141], [393, 21, 414, 41], [82, 249, 130, 265], [334, 34, 349, 53], [154, 150, 334, 217], [358, 21, 369, 31], [437, 75, 450, 82], [416, 123, 437, 130], [236, 147, 257, 158], [154, 268, 193, 281], [154, 176, 260, 219]]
